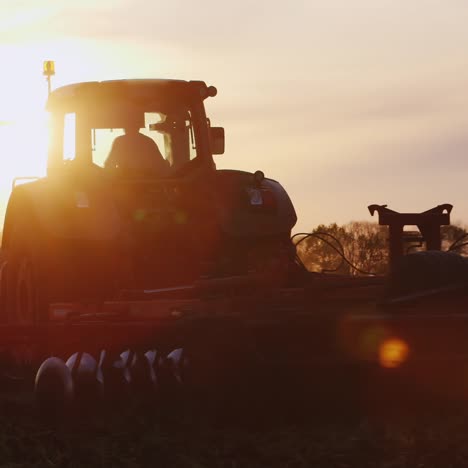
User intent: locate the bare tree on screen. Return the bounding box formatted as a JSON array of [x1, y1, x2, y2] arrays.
[[296, 221, 388, 276], [296, 220, 468, 276]]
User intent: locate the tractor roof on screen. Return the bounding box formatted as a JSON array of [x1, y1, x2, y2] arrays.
[[46, 79, 214, 112]]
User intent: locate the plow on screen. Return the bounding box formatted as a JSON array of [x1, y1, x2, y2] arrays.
[[1, 63, 468, 414]]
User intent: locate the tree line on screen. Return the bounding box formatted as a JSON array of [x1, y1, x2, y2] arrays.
[[294, 221, 468, 276]]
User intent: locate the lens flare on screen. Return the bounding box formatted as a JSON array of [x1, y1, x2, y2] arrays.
[[379, 338, 409, 369]]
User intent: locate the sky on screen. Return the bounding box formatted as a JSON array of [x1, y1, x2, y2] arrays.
[[1, 0, 468, 232]]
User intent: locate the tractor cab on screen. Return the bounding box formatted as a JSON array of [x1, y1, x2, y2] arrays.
[[46, 80, 224, 178]]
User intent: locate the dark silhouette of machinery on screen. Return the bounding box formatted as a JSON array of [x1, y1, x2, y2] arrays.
[[368, 203, 453, 272], [1, 78, 297, 324], [3, 63, 468, 411]]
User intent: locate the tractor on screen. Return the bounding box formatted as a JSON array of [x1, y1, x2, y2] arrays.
[[1, 65, 468, 411], [1, 78, 298, 324], [0, 73, 308, 407]]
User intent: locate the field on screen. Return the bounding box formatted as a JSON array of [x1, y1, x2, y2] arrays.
[[2, 384, 468, 468]]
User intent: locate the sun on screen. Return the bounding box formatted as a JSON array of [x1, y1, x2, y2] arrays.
[[0, 40, 101, 196], [0, 49, 56, 188], [0, 80, 48, 192]]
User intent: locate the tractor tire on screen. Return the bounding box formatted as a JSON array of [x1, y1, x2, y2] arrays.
[[4, 198, 53, 324], [6, 232, 48, 324], [0, 254, 8, 322], [9, 254, 36, 323]]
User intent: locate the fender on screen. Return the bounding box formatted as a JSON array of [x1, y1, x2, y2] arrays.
[[214, 169, 297, 237]]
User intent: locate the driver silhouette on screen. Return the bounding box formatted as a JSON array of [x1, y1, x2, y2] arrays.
[[105, 124, 169, 175]]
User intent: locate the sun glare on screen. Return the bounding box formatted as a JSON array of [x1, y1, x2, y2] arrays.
[[0, 60, 48, 191], [0, 39, 107, 194]]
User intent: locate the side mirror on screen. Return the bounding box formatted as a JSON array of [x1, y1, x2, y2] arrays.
[[210, 127, 225, 155]]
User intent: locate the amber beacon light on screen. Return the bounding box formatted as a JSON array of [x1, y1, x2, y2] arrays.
[[43, 60, 55, 95]]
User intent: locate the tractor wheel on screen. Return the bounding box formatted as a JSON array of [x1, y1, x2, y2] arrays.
[[14, 255, 36, 323], [0, 255, 8, 322], [6, 244, 45, 324], [5, 207, 51, 324]]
